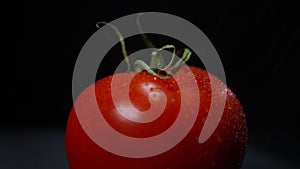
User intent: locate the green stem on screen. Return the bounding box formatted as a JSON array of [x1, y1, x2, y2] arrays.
[[134, 60, 170, 80], [96, 17, 192, 79], [96, 22, 131, 72], [150, 45, 175, 69], [136, 13, 156, 49], [137, 13, 166, 69], [168, 48, 192, 74]]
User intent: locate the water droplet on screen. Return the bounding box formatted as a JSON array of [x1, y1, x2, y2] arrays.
[[217, 136, 223, 143], [153, 77, 157, 80]]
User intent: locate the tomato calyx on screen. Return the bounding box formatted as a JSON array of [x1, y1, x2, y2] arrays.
[[142, 68, 172, 79], [96, 16, 192, 79]]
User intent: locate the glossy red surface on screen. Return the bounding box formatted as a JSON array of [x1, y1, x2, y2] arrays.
[[66, 66, 247, 169]]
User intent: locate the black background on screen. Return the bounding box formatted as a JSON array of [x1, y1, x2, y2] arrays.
[[6, 0, 299, 168]]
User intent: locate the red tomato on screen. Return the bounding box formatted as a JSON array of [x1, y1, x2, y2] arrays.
[[65, 66, 247, 169]]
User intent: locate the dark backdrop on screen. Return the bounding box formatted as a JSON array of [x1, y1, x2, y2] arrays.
[[6, 0, 299, 168]]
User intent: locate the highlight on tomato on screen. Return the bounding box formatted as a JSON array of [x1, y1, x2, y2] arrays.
[[66, 17, 248, 169]]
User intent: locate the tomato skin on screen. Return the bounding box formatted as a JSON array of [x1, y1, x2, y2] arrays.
[[66, 66, 247, 169]]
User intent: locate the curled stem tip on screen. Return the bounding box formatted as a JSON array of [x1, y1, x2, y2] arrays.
[[135, 45, 191, 80], [149, 45, 176, 70], [168, 48, 192, 74]]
